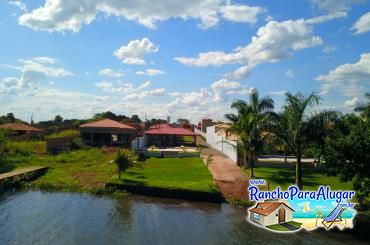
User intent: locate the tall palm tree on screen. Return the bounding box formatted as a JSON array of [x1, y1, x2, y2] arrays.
[[276, 92, 319, 189], [225, 89, 275, 177]]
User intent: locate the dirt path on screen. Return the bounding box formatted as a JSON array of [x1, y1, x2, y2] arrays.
[[198, 136, 249, 201]]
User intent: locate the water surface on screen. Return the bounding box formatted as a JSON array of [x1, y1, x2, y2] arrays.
[[0, 191, 366, 244]]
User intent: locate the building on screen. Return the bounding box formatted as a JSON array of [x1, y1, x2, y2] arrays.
[[79, 119, 136, 147], [249, 202, 295, 227], [144, 123, 198, 147], [201, 118, 213, 133], [0, 123, 41, 136]]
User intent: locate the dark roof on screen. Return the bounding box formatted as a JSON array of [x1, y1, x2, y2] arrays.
[[0, 123, 41, 132], [145, 125, 198, 136], [249, 202, 294, 216], [80, 119, 135, 130]]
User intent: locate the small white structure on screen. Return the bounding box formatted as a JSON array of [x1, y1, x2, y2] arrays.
[[249, 202, 295, 227]]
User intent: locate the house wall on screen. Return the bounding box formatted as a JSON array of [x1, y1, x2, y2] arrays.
[[263, 204, 293, 226], [250, 212, 265, 226], [205, 126, 238, 164]]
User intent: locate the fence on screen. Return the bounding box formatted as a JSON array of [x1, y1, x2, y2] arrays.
[[205, 126, 238, 164]]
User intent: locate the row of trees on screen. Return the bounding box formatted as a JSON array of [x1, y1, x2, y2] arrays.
[[226, 89, 369, 203]]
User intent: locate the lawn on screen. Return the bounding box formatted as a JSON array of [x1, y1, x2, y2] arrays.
[[111, 157, 218, 193], [4, 142, 217, 195], [245, 166, 353, 190], [266, 221, 302, 231]]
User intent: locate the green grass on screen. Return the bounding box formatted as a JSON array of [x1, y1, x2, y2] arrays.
[[7, 141, 46, 154], [8, 148, 117, 192], [111, 157, 218, 193], [266, 221, 302, 231], [266, 224, 290, 231], [47, 130, 79, 139], [246, 166, 353, 190]]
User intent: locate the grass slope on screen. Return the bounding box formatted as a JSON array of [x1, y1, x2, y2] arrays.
[[111, 157, 218, 193]]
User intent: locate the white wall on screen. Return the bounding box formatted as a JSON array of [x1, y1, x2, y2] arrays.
[[131, 135, 147, 151], [263, 204, 293, 226], [205, 126, 238, 164]]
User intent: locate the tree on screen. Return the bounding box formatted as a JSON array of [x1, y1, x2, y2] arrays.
[[177, 118, 190, 124], [306, 110, 340, 165], [130, 115, 141, 123], [114, 149, 138, 179], [225, 89, 275, 177], [6, 113, 15, 123], [54, 115, 63, 124], [322, 113, 370, 207], [276, 92, 319, 189], [355, 92, 370, 121]]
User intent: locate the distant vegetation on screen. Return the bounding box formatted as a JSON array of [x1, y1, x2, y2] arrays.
[[47, 129, 80, 139]]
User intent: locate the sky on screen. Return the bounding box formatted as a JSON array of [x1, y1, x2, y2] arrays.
[[0, 0, 369, 123]]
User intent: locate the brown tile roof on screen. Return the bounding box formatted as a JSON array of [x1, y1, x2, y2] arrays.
[[145, 126, 198, 136], [80, 119, 135, 130], [0, 123, 41, 132], [249, 202, 294, 216]]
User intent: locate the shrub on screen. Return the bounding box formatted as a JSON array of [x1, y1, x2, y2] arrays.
[[47, 130, 79, 139], [114, 149, 138, 179]]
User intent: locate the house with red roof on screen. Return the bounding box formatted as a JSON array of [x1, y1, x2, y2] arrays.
[[79, 119, 136, 147], [144, 123, 198, 147], [249, 201, 295, 227], [0, 123, 41, 136]]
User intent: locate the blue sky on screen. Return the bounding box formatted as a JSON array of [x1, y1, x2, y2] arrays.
[[0, 0, 369, 123]]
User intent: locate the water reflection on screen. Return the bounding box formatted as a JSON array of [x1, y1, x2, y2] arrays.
[[0, 191, 366, 245]]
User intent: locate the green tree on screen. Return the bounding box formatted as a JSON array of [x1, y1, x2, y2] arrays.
[[114, 149, 138, 179], [355, 92, 370, 121], [322, 113, 370, 206], [276, 92, 319, 189], [177, 118, 190, 124], [225, 89, 275, 177], [130, 115, 142, 123], [54, 115, 63, 124], [6, 113, 15, 123]]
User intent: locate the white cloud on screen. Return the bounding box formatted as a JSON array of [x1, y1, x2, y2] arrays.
[[309, 0, 364, 14], [114, 38, 158, 65], [352, 12, 370, 34], [9, 1, 27, 12], [219, 4, 265, 24], [323, 45, 337, 54], [316, 53, 370, 97], [211, 79, 252, 102], [285, 69, 294, 78], [124, 88, 166, 100], [98, 68, 124, 78], [176, 19, 322, 79], [17, 0, 265, 32], [343, 97, 359, 108], [136, 69, 164, 76], [0, 57, 73, 95]]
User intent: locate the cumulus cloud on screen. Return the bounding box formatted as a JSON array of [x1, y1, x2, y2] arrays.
[[352, 12, 370, 34], [211, 79, 252, 102], [343, 97, 359, 108], [309, 0, 364, 14], [114, 38, 158, 65], [316, 53, 370, 97], [176, 19, 322, 79], [322, 45, 337, 54], [136, 69, 164, 76], [98, 68, 124, 78], [17, 0, 265, 32], [0, 57, 73, 95]]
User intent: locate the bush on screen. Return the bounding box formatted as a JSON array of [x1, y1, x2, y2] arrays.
[[47, 130, 79, 139], [70, 138, 87, 150]]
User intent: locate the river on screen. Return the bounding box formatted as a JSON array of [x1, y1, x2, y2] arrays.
[[0, 191, 366, 245]]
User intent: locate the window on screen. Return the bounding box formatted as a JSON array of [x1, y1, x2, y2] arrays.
[[253, 213, 260, 220]]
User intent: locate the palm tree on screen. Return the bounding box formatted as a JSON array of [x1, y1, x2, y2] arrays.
[[225, 89, 275, 177], [315, 209, 324, 227], [114, 149, 137, 179], [276, 92, 319, 189]]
